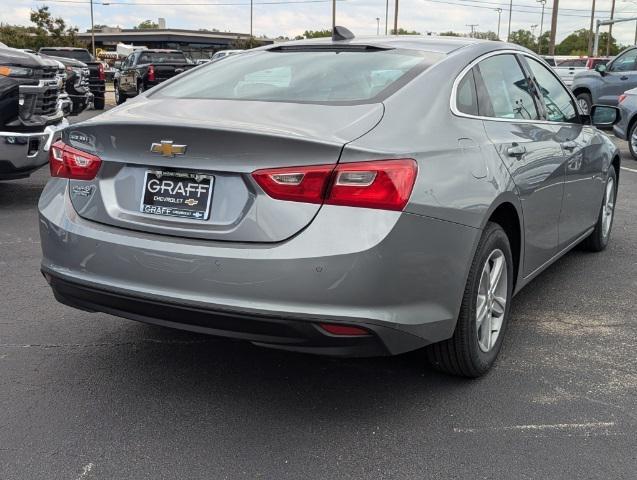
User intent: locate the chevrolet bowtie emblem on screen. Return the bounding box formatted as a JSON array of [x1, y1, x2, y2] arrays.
[[150, 140, 187, 157]]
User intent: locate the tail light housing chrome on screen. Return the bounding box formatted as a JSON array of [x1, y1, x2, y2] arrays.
[[148, 65, 155, 82], [50, 140, 102, 180], [252, 159, 417, 211], [97, 62, 105, 81]]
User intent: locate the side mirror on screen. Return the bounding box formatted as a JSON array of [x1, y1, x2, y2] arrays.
[[595, 63, 608, 75], [590, 105, 620, 127], [114, 61, 122, 69]]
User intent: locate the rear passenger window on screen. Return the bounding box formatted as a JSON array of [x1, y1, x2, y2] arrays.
[[456, 69, 479, 116], [474, 54, 539, 121]]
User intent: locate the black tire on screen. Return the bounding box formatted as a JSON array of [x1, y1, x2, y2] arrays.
[[426, 222, 514, 378], [93, 95, 105, 110], [576, 92, 593, 115], [114, 83, 126, 105], [137, 82, 145, 96], [582, 166, 617, 252], [628, 121, 637, 160]]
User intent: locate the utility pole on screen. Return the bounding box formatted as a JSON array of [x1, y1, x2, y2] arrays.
[[376, 17, 380, 35], [393, 0, 399, 35], [90, 0, 95, 57], [587, 0, 596, 56], [495, 8, 502, 40], [332, 0, 336, 32], [507, 0, 512, 42], [250, 0, 253, 37], [537, 0, 546, 54], [607, 0, 616, 56], [548, 0, 559, 55], [385, 0, 389, 35], [466, 24, 479, 38]]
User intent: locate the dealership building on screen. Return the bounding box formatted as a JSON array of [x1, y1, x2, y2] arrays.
[[77, 24, 273, 59]]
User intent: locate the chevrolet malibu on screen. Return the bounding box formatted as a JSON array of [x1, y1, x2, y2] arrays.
[[39, 34, 620, 377]]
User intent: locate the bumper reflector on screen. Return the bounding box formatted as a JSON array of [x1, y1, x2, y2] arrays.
[[318, 323, 370, 336]]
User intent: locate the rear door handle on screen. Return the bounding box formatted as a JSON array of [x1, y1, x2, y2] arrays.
[[507, 144, 526, 158], [562, 141, 578, 151], [621, 75, 629, 80]]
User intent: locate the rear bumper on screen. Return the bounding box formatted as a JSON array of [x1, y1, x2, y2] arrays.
[[0, 119, 67, 180], [38, 179, 481, 356]]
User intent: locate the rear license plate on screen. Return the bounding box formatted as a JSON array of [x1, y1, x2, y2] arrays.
[[140, 170, 213, 220]]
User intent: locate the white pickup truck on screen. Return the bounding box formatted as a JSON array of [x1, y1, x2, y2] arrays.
[[550, 57, 610, 87]]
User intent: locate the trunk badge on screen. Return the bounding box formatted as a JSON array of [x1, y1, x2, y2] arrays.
[[150, 140, 187, 157]]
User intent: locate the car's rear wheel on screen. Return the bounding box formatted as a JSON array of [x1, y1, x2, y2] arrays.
[[426, 222, 513, 377], [582, 166, 617, 252], [137, 83, 145, 96], [114, 83, 126, 105], [576, 92, 592, 115], [629, 122, 637, 159]]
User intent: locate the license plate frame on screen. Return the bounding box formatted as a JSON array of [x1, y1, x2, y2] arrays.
[[140, 170, 214, 221]]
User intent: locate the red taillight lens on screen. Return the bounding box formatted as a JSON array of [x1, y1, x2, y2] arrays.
[[49, 140, 102, 180], [148, 65, 155, 82], [619, 94, 627, 104], [97, 62, 105, 81], [252, 159, 417, 211], [318, 323, 370, 336], [252, 164, 334, 204]]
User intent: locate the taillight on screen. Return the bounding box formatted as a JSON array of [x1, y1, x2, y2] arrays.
[[148, 65, 155, 82], [97, 62, 105, 81], [49, 140, 102, 180], [619, 94, 627, 104], [252, 159, 417, 211]]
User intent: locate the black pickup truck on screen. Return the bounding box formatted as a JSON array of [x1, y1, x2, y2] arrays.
[[114, 49, 195, 104], [38, 47, 106, 109], [0, 46, 68, 180]]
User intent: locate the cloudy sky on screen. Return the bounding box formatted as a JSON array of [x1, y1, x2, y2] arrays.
[[3, 0, 637, 44]]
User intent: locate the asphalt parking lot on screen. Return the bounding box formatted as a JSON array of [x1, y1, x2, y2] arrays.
[[1, 107, 636, 479]]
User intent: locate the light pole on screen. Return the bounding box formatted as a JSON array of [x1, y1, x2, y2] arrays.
[[537, 0, 546, 54], [250, 0, 253, 37], [507, 0, 513, 42], [376, 17, 380, 35], [332, 0, 336, 32], [385, 0, 389, 34], [495, 8, 502, 40], [90, 0, 95, 57]]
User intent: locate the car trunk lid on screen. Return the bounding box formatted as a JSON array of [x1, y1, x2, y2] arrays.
[[65, 98, 384, 242]]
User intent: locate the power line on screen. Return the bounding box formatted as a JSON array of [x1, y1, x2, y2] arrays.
[[33, 0, 346, 5], [421, 0, 605, 19]]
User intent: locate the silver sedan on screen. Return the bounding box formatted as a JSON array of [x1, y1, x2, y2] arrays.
[[38, 32, 620, 377]]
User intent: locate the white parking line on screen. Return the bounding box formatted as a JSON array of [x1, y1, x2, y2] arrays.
[[621, 166, 637, 173], [454, 421, 616, 434]]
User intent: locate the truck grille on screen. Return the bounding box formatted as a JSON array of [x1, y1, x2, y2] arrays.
[[33, 67, 58, 80], [33, 87, 60, 116]]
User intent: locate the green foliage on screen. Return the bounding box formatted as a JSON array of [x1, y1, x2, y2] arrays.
[[439, 31, 461, 37], [473, 31, 499, 41], [391, 28, 420, 35], [135, 20, 159, 30], [300, 30, 332, 39], [0, 7, 83, 50], [230, 37, 264, 49], [508, 29, 536, 50]]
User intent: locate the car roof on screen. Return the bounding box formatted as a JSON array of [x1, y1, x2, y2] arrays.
[[266, 35, 489, 54], [141, 49, 183, 53], [40, 47, 87, 51]]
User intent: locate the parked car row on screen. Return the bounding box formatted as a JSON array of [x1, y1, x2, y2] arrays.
[[0, 45, 70, 180]]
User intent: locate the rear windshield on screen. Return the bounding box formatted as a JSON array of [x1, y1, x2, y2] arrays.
[[138, 52, 187, 64], [153, 48, 442, 105], [40, 49, 92, 62]]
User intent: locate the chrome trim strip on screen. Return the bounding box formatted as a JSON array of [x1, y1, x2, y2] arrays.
[[449, 49, 585, 127]]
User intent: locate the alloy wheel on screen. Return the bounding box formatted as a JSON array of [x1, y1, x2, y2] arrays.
[[602, 176, 615, 238], [630, 128, 637, 154], [577, 98, 590, 114], [476, 249, 508, 353]]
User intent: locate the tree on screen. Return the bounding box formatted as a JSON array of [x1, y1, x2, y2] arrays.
[[135, 20, 159, 30], [508, 29, 536, 50], [439, 31, 462, 37], [230, 37, 263, 49], [473, 31, 499, 41], [0, 7, 82, 49], [391, 28, 420, 35], [299, 30, 332, 39]]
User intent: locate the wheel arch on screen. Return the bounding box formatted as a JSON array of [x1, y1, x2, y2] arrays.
[[481, 195, 524, 293], [572, 86, 592, 98]]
